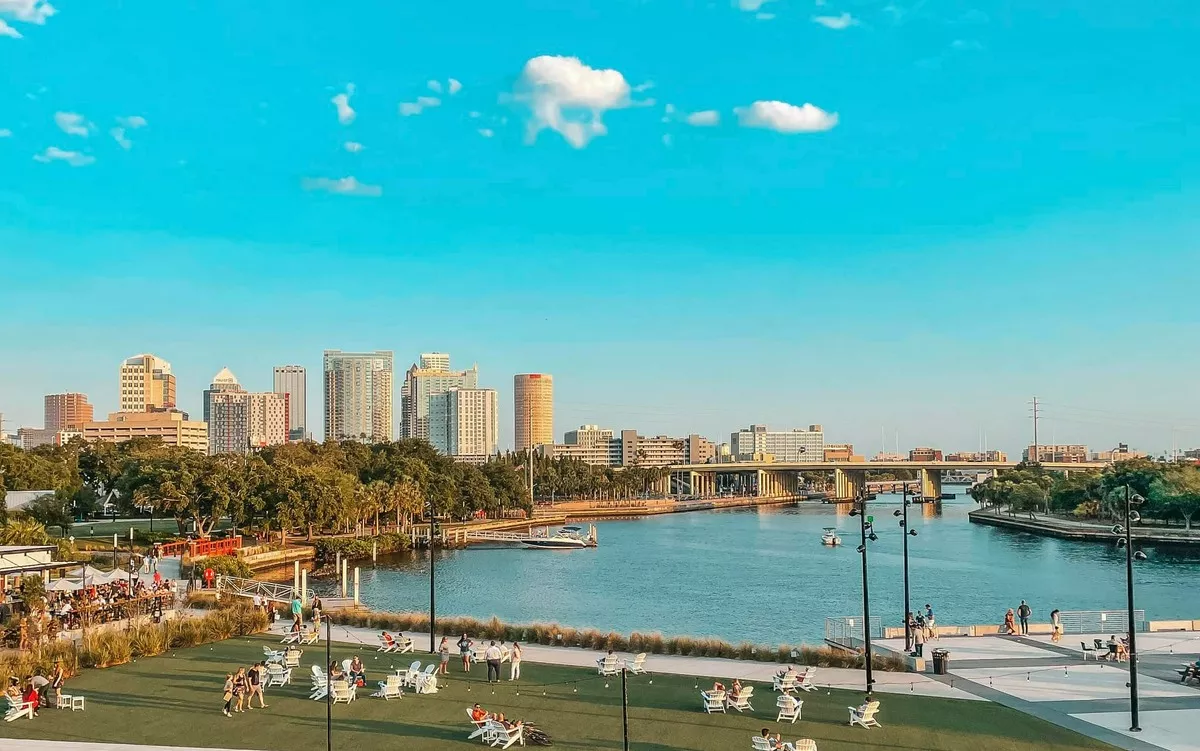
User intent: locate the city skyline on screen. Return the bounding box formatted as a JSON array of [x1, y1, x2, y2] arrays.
[[1, 1, 1197, 455]]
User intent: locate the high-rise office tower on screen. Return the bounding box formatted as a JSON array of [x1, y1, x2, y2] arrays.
[[119, 353, 177, 412], [428, 388, 499, 460], [400, 355, 478, 441], [44, 392, 94, 430], [513, 373, 553, 452], [323, 350, 394, 442], [204, 368, 290, 454], [273, 365, 307, 440]]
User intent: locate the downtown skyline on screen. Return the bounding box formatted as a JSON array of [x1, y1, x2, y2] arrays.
[[1, 1, 1197, 455]]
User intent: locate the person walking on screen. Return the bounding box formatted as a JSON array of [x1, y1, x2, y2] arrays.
[[438, 636, 451, 675], [924, 604, 937, 640], [458, 633, 473, 672], [290, 595, 303, 626], [247, 662, 267, 709], [913, 623, 926, 657], [221, 673, 235, 717], [904, 611, 916, 652], [484, 641, 502, 684], [1050, 609, 1063, 643], [1017, 600, 1032, 635], [509, 642, 522, 681]]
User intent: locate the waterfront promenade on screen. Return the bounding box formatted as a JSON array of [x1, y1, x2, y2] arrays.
[[968, 508, 1200, 546]]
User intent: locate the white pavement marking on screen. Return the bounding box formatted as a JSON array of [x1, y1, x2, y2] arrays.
[[7, 742, 263, 751], [305, 622, 983, 701], [1071, 708, 1200, 751], [951, 664, 1197, 703], [877, 635, 1061, 661]]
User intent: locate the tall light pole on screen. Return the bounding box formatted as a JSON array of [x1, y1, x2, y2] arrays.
[[1113, 484, 1146, 732], [849, 490, 878, 696], [428, 489, 436, 654], [893, 484, 918, 651]]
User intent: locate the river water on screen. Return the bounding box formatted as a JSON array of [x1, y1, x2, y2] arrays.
[[328, 493, 1200, 646]]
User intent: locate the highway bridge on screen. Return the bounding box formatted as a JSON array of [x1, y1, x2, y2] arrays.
[[661, 460, 1108, 502]]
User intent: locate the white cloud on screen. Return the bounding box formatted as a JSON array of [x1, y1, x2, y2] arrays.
[[736, 0, 772, 11], [110, 127, 131, 150], [632, 81, 654, 93], [54, 111, 89, 137], [427, 79, 442, 94], [478, 128, 494, 138], [735, 100, 838, 133], [756, 12, 775, 20], [0, 0, 55, 26], [515, 55, 634, 148], [33, 146, 93, 166], [661, 133, 673, 147], [331, 85, 355, 125], [0, 128, 12, 137], [301, 176, 381, 197], [344, 141, 364, 153], [0, 19, 22, 37], [448, 78, 462, 95], [399, 95, 441, 116], [813, 12, 858, 29], [686, 110, 720, 127], [468, 110, 482, 119], [117, 115, 147, 129]]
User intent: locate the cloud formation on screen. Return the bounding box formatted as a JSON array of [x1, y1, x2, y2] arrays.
[[448, 78, 462, 95], [0, 19, 21, 37], [117, 115, 148, 129], [0, 128, 12, 137], [686, 110, 720, 127], [477, 128, 494, 138], [54, 111, 89, 137], [813, 12, 857, 29], [301, 176, 381, 197], [344, 141, 364, 153], [735, 100, 838, 133], [110, 127, 131, 149], [331, 85, 356, 125], [736, 0, 772, 11], [33, 146, 93, 166], [515, 55, 633, 148], [399, 96, 441, 116]]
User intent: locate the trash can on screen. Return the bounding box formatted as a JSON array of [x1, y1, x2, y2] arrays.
[[931, 648, 950, 675]]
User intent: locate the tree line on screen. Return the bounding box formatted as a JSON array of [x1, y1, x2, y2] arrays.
[[969, 458, 1200, 529]]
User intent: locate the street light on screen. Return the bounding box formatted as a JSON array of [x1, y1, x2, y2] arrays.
[[428, 491, 437, 654], [1111, 484, 1146, 732], [892, 484, 919, 651], [848, 490, 878, 696]]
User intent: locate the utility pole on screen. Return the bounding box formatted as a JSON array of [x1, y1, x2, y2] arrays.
[[1030, 397, 1040, 463]]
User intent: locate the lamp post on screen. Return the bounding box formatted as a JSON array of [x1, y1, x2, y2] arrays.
[[893, 484, 919, 652], [848, 490, 878, 696], [428, 492, 437, 654], [1113, 484, 1146, 732]]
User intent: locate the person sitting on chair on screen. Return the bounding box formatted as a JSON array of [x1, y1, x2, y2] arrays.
[[759, 728, 785, 750]]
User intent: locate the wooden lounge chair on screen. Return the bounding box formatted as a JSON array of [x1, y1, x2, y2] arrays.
[[396, 635, 415, 654], [373, 674, 403, 700], [467, 708, 490, 742], [285, 647, 303, 668], [727, 685, 755, 712], [701, 689, 727, 714], [300, 628, 320, 645], [280, 630, 301, 645], [849, 700, 881, 729], [331, 679, 356, 704], [776, 694, 803, 723], [596, 654, 621, 677], [773, 672, 799, 693], [266, 664, 292, 687], [5, 695, 35, 722], [486, 719, 524, 749], [796, 668, 817, 692], [624, 653, 648, 675], [794, 740, 818, 751], [378, 634, 398, 653]]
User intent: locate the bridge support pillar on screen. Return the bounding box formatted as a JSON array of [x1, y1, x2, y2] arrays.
[[834, 468, 864, 501], [920, 469, 942, 500]]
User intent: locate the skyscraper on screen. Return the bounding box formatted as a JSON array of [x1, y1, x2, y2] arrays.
[[204, 368, 289, 454], [44, 392, 94, 430], [273, 365, 307, 440], [513, 373, 553, 451], [323, 350, 394, 442], [428, 388, 499, 460], [119, 353, 176, 412], [400, 355, 478, 441]]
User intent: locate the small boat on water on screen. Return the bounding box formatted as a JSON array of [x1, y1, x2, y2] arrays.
[[523, 525, 598, 549], [821, 527, 842, 546]]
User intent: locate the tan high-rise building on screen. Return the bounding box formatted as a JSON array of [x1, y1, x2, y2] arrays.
[[323, 350, 394, 442], [119, 353, 177, 412], [513, 373, 553, 451], [44, 393, 94, 430], [83, 411, 208, 453]]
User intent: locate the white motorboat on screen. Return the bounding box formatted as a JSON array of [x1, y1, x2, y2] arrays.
[[821, 527, 842, 546], [522, 525, 598, 549]]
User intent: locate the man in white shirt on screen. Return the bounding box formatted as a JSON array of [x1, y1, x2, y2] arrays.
[[484, 641, 502, 684]]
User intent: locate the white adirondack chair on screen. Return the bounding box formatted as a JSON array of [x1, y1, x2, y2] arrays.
[[331, 679, 356, 704], [796, 668, 816, 692], [309, 666, 328, 700], [849, 700, 881, 729], [285, 648, 303, 668], [266, 664, 292, 687], [414, 664, 439, 694], [487, 720, 524, 749], [467, 708, 490, 742], [794, 740, 818, 751], [727, 685, 754, 712], [378, 634, 398, 653], [396, 635, 415, 654], [280, 630, 301, 645], [776, 694, 803, 723], [751, 737, 798, 751], [5, 695, 35, 722], [373, 674, 403, 700], [701, 689, 726, 714], [596, 654, 621, 676], [773, 672, 799, 693], [263, 646, 285, 662], [300, 628, 319, 645], [624, 653, 647, 674], [399, 661, 422, 688]]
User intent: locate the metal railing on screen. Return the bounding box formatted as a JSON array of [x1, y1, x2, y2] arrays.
[[824, 616, 882, 650], [216, 575, 296, 603], [1059, 610, 1146, 634]]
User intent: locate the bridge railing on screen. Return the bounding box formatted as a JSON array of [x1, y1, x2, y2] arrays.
[[1059, 610, 1146, 634], [824, 616, 882, 651], [216, 575, 296, 604]]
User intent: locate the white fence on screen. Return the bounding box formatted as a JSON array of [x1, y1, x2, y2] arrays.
[[216, 575, 297, 604], [1059, 610, 1146, 634], [825, 616, 882, 650]]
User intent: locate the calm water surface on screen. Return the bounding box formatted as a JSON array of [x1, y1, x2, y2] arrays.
[[325, 494, 1200, 646]]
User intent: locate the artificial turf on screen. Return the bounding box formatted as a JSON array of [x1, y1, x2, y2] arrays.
[[1, 634, 1115, 751]]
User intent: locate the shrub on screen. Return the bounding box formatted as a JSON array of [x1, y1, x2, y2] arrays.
[[203, 555, 252, 579]]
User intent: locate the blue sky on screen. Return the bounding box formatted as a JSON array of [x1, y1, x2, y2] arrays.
[[1, 0, 1198, 454]]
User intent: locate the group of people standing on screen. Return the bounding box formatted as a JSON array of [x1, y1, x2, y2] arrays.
[[443, 634, 523, 682], [4, 660, 66, 717], [905, 604, 937, 656], [1002, 601, 1064, 641], [220, 663, 269, 717]]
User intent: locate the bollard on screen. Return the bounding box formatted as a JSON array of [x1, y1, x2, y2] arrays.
[[300, 569, 307, 606], [293, 561, 300, 594], [341, 559, 347, 598], [372, 541, 377, 565], [353, 567, 360, 605], [335, 552, 341, 582]]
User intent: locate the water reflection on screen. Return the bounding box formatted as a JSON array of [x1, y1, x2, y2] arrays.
[[324, 494, 1200, 646]]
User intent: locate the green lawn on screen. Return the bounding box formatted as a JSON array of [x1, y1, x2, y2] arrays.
[[2, 635, 1114, 751]]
